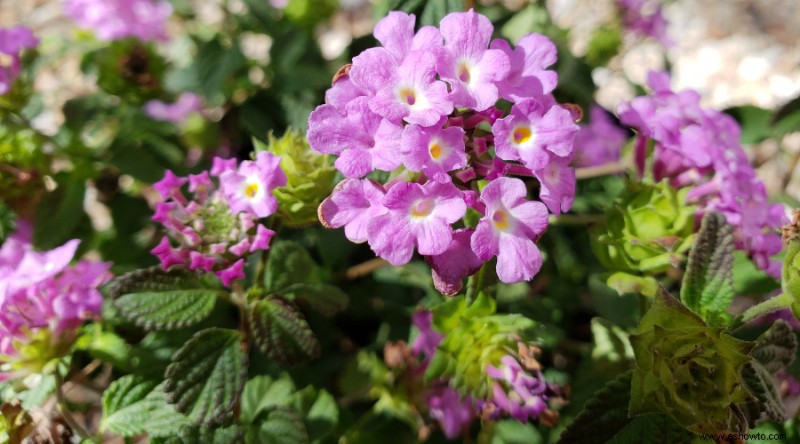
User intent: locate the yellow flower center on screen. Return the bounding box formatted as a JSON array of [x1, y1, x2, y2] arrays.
[[411, 199, 434, 217], [492, 210, 510, 230], [399, 88, 417, 106], [429, 143, 443, 160], [245, 183, 259, 198], [458, 63, 471, 83], [513, 127, 532, 145]]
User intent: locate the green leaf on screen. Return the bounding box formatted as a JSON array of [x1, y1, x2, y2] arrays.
[[556, 371, 634, 444], [249, 296, 321, 366], [240, 375, 295, 423], [265, 241, 322, 291], [606, 414, 694, 443], [246, 407, 309, 444], [680, 212, 735, 326], [151, 424, 245, 444], [292, 386, 339, 441], [102, 376, 191, 438], [741, 361, 786, 424], [751, 320, 797, 373], [419, 0, 462, 27], [109, 266, 224, 330], [606, 272, 658, 297], [725, 105, 773, 144], [164, 328, 248, 426], [281, 283, 348, 316], [32, 171, 90, 250]]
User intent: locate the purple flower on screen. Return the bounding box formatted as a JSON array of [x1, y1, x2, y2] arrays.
[[492, 98, 578, 171], [471, 178, 548, 283], [427, 386, 475, 439], [373, 11, 442, 64], [353, 48, 453, 127], [0, 222, 110, 380], [401, 124, 466, 183], [0, 26, 39, 95], [64, 0, 172, 42], [308, 97, 403, 178], [573, 105, 628, 168], [144, 93, 203, 123], [486, 355, 549, 421], [410, 310, 443, 361], [150, 157, 283, 286], [367, 181, 466, 265], [617, 0, 672, 46], [534, 155, 576, 215], [436, 9, 510, 111], [425, 228, 483, 296], [318, 178, 387, 243], [490, 33, 558, 102], [219, 151, 287, 218]]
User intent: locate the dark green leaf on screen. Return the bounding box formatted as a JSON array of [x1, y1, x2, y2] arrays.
[[281, 283, 348, 316], [741, 361, 786, 425], [680, 212, 735, 326], [102, 376, 191, 438], [246, 407, 309, 444], [725, 105, 773, 144], [109, 266, 224, 330], [556, 371, 634, 444], [752, 320, 797, 373], [265, 241, 323, 291], [419, 0, 463, 27], [606, 414, 694, 443], [33, 172, 90, 250], [151, 424, 244, 444], [249, 296, 321, 366], [164, 328, 248, 426]]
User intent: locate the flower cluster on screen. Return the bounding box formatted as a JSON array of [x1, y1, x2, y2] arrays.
[[618, 71, 787, 277], [0, 26, 39, 95], [144, 92, 203, 124], [150, 152, 287, 286], [0, 221, 110, 381], [64, 0, 172, 42], [572, 105, 628, 168], [409, 309, 559, 435], [311, 10, 579, 292], [616, 0, 671, 46]]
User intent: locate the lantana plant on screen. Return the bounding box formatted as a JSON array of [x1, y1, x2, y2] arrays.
[[1, 0, 799, 443]]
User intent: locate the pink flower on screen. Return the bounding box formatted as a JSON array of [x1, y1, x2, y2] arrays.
[[573, 105, 628, 168], [64, 0, 172, 42], [471, 178, 549, 283], [490, 33, 558, 102], [0, 26, 39, 95], [144, 93, 203, 123], [427, 386, 475, 439], [373, 11, 442, 64], [318, 179, 387, 244], [0, 222, 110, 380], [425, 228, 482, 296], [308, 97, 403, 178], [492, 97, 578, 171], [617, 0, 672, 46], [367, 181, 466, 265], [534, 155, 576, 215], [435, 9, 510, 111], [220, 151, 287, 218], [486, 355, 549, 421], [401, 124, 466, 183]]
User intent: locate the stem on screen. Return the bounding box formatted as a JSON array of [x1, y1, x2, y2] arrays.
[[465, 263, 487, 304], [464, 0, 474, 11], [548, 213, 605, 225], [55, 370, 91, 441], [342, 257, 388, 280], [738, 293, 793, 326], [254, 249, 269, 287], [575, 160, 631, 180]]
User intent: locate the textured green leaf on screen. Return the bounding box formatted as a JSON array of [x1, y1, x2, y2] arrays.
[[680, 212, 735, 326], [164, 328, 248, 426], [108, 266, 224, 330], [292, 386, 339, 441], [265, 241, 322, 291], [281, 283, 348, 316], [33, 172, 91, 250], [606, 414, 694, 444], [240, 375, 295, 423], [741, 361, 786, 425], [246, 407, 309, 444], [752, 320, 797, 373], [250, 296, 321, 366], [150, 424, 244, 444], [556, 371, 634, 444], [102, 376, 191, 438]]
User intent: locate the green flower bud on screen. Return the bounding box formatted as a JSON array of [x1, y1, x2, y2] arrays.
[[630, 288, 753, 434], [255, 130, 336, 228], [592, 180, 696, 274]]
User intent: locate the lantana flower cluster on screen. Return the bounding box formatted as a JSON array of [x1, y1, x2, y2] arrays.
[[64, 0, 172, 42], [310, 10, 579, 293], [0, 26, 39, 95], [618, 71, 787, 277], [150, 152, 287, 286], [616, 0, 671, 46], [0, 222, 111, 381], [409, 311, 558, 436], [144, 92, 203, 124]]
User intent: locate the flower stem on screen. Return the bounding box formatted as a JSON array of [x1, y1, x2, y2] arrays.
[[548, 213, 606, 225], [575, 160, 631, 180]]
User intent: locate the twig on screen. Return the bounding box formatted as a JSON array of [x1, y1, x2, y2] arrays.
[[344, 257, 388, 280]]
